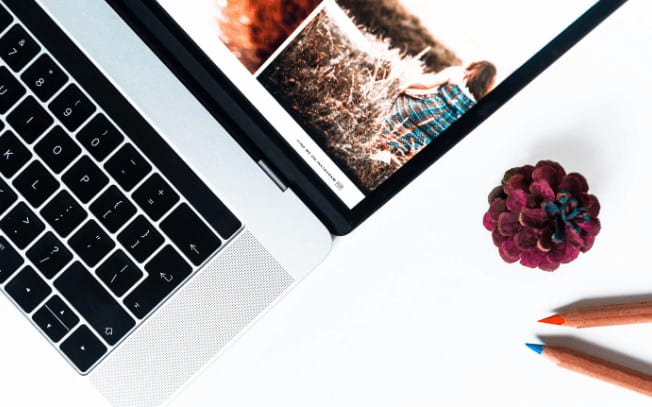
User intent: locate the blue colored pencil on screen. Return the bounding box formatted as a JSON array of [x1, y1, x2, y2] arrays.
[[526, 343, 652, 397]]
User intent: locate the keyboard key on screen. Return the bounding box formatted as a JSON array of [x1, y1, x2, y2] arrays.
[[40, 190, 87, 237], [34, 126, 81, 173], [55, 262, 135, 346], [161, 203, 221, 266], [0, 177, 17, 215], [0, 5, 12, 32], [118, 215, 163, 263], [133, 173, 179, 221], [26, 232, 72, 279], [32, 295, 79, 343], [68, 220, 114, 267], [44, 295, 80, 329], [32, 304, 68, 343], [60, 325, 107, 373], [105, 144, 151, 191], [90, 185, 135, 233], [202, 198, 241, 240], [0, 130, 31, 178], [48, 84, 95, 131], [21, 54, 68, 102], [0, 66, 26, 114], [62, 156, 108, 203], [4, 265, 51, 313], [32, 295, 79, 342], [0, 25, 40, 72], [12, 161, 59, 207], [77, 114, 123, 161], [96, 250, 142, 297], [0, 202, 44, 249], [124, 246, 191, 319], [0, 236, 23, 284], [7, 96, 54, 143]]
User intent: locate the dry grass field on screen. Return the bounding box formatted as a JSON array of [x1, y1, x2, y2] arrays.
[[258, 2, 459, 191]]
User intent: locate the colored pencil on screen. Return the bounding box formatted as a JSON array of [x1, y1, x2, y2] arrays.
[[526, 343, 652, 397], [539, 301, 652, 328]]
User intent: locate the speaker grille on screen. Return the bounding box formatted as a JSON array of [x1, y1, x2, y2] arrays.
[[89, 231, 294, 407]]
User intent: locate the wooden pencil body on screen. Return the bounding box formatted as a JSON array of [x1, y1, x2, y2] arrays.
[[544, 346, 652, 397], [564, 301, 652, 328]]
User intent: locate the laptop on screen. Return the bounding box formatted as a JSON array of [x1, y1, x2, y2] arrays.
[[0, 0, 626, 405]]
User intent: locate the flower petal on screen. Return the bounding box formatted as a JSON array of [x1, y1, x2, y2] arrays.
[[578, 218, 601, 236], [565, 226, 584, 248], [488, 198, 507, 222], [504, 173, 527, 195], [520, 249, 546, 268], [582, 193, 601, 217], [498, 212, 522, 236], [506, 189, 528, 212], [488, 185, 506, 203], [539, 259, 560, 272], [492, 228, 508, 247], [537, 228, 554, 252], [580, 233, 596, 252], [529, 180, 555, 202], [532, 162, 563, 187], [548, 242, 580, 264], [499, 238, 521, 263], [519, 208, 549, 228], [559, 173, 589, 197], [515, 227, 538, 251], [502, 167, 526, 186], [483, 211, 494, 231]]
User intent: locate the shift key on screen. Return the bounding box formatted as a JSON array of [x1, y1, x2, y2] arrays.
[[55, 262, 135, 345]]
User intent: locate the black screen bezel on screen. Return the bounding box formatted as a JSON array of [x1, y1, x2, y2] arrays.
[[108, 0, 626, 235]]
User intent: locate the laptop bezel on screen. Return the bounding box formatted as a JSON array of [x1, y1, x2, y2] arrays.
[[106, 0, 627, 235]]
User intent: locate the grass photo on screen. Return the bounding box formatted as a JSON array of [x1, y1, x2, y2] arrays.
[[257, 0, 491, 192]]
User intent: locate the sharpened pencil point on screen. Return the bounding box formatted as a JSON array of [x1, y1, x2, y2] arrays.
[[526, 343, 544, 355], [538, 314, 565, 326]]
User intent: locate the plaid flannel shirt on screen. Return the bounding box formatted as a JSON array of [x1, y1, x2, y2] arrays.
[[382, 83, 475, 155]]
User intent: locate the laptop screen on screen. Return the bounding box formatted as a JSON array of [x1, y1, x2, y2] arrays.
[[156, 0, 596, 209]]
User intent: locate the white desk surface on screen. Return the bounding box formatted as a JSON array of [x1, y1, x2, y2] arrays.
[[1, 1, 651, 406]]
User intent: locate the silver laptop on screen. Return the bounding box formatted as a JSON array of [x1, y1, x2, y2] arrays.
[[0, 0, 625, 406]]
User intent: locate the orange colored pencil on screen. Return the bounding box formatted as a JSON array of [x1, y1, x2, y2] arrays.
[[526, 344, 652, 397], [539, 301, 652, 328]]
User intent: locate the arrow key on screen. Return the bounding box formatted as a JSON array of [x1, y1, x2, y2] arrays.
[[32, 301, 69, 342], [43, 295, 79, 329], [60, 325, 106, 373], [4, 265, 51, 312]]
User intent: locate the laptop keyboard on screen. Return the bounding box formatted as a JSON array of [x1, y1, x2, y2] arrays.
[[0, 2, 242, 373]]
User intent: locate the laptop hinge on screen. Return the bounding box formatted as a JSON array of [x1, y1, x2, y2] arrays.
[[257, 160, 288, 192]]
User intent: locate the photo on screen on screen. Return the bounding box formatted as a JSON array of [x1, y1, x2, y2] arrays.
[[158, 0, 595, 202], [258, 0, 496, 192]]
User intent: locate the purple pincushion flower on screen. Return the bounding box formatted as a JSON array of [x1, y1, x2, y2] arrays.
[[483, 161, 601, 271]]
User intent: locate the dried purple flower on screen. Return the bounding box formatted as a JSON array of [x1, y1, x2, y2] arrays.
[[483, 161, 601, 271]]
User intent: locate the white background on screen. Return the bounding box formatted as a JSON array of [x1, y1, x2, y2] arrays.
[[400, 0, 595, 83], [2, 1, 652, 406]]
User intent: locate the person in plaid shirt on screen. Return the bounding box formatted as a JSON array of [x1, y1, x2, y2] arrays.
[[377, 61, 497, 164]]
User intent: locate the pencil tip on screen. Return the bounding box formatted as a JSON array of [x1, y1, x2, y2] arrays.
[[538, 314, 565, 326], [525, 343, 544, 355]]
